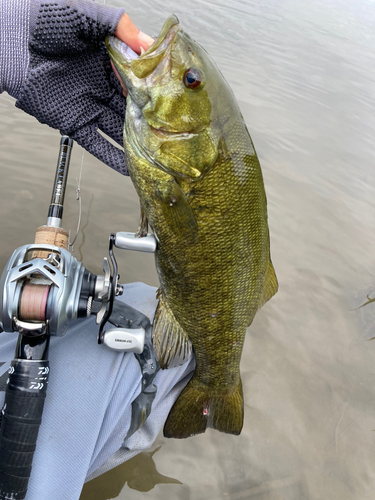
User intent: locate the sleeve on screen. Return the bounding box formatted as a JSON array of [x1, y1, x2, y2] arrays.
[[0, 0, 125, 100], [0, 0, 30, 99]]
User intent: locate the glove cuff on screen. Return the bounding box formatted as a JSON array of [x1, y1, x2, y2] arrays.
[[0, 0, 31, 99]]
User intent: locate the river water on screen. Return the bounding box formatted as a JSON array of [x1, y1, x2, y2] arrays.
[[1, 0, 375, 498]]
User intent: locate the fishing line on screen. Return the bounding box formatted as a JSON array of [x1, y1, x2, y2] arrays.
[[69, 0, 106, 251], [68, 149, 84, 252]]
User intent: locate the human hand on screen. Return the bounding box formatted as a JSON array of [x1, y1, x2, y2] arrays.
[[15, 1, 152, 175]]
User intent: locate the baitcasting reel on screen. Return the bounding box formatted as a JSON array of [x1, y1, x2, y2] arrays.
[[0, 136, 157, 351]]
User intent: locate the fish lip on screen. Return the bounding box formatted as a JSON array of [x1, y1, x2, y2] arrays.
[[134, 14, 180, 62], [106, 14, 180, 71], [105, 36, 137, 65]]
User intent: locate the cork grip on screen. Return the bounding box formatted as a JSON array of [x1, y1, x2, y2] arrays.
[[33, 225, 68, 258]]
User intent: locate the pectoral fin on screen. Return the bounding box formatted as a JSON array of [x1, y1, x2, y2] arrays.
[[156, 178, 198, 243], [136, 202, 148, 237], [152, 131, 218, 180]]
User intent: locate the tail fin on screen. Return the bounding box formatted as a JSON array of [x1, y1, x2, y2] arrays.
[[163, 376, 243, 439]]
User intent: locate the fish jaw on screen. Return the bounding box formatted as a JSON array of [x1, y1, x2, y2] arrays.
[[105, 36, 148, 109], [131, 15, 180, 79], [105, 15, 180, 109]]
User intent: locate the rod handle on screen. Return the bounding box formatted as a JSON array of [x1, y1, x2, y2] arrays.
[[0, 359, 49, 500]]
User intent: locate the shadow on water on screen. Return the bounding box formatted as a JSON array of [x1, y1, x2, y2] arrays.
[[80, 447, 182, 500]]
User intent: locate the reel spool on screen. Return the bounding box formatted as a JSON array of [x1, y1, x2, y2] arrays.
[[19, 283, 51, 322], [19, 224, 69, 325]]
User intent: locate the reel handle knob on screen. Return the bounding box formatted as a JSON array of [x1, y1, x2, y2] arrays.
[[102, 327, 145, 353], [114, 232, 157, 253]]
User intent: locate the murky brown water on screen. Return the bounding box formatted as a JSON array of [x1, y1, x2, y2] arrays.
[[1, 0, 375, 498]]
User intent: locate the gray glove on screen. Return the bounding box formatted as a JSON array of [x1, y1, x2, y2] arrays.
[[16, 0, 128, 174]]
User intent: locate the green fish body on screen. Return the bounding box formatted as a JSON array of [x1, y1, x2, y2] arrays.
[[106, 15, 278, 438]]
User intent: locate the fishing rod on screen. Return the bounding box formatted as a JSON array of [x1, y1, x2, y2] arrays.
[[0, 136, 157, 500]]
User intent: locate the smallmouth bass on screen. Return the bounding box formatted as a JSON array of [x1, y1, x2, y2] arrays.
[[106, 15, 278, 438]]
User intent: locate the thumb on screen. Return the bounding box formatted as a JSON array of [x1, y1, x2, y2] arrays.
[[115, 13, 154, 54]]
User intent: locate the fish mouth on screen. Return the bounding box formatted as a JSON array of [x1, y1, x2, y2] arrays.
[[105, 15, 180, 79], [149, 125, 194, 139], [106, 15, 188, 146], [105, 36, 139, 64]]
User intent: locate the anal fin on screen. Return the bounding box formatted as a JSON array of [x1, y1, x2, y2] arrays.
[[153, 290, 192, 369]]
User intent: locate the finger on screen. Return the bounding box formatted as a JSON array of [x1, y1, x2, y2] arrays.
[[115, 13, 154, 54], [71, 124, 128, 175], [107, 70, 128, 119], [98, 107, 125, 147]]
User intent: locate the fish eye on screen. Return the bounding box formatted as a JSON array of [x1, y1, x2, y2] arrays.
[[183, 68, 203, 89]]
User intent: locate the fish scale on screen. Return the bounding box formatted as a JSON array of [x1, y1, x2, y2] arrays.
[[106, 14, 277, 438]]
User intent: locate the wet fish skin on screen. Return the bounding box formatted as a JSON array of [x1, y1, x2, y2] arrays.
[[106, 15, 277, 438]]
